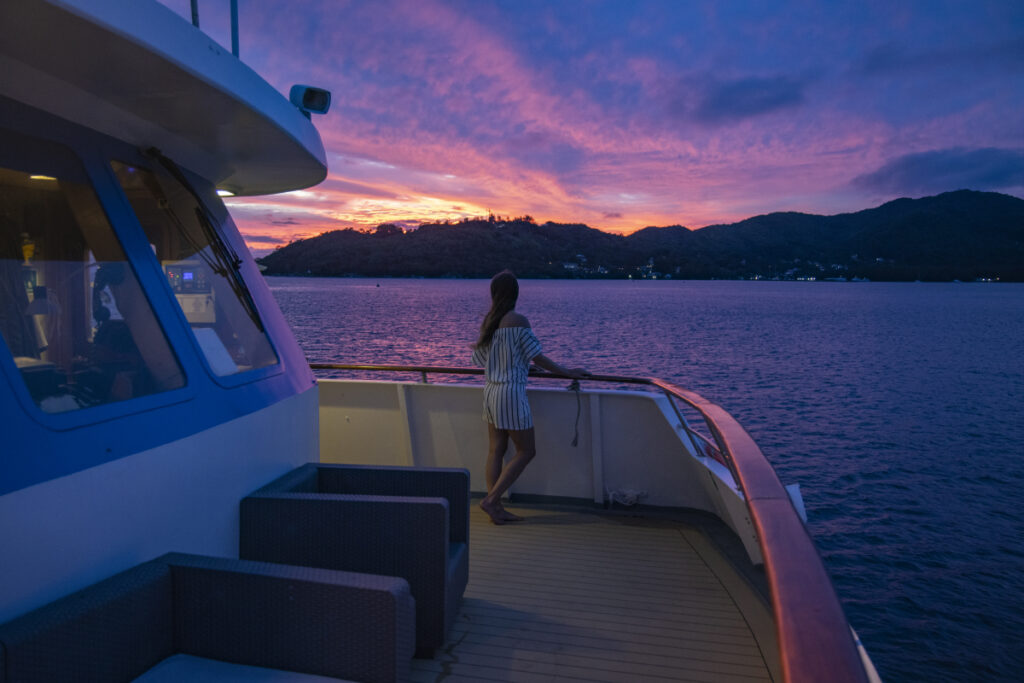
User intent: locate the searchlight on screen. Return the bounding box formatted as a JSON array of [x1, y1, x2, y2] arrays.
[[289, 85, 331, 118]]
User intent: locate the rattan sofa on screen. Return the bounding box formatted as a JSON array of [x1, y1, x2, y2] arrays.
[[240, 463, 470, 657], [0, 553, 415, 682]]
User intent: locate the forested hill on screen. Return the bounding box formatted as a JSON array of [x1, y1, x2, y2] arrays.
[[257, 190, 1024, 281]]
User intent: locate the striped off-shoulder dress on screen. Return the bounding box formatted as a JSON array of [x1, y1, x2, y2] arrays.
[[471, 326, 543, 430]]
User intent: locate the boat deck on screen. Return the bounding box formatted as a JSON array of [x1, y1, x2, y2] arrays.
[[411, 504, 779, 682]]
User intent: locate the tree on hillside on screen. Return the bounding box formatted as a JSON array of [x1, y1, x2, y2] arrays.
[[374, 223, 403, 237]]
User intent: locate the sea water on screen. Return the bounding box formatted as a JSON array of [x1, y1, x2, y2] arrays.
[[269, 276, 1024, 682]]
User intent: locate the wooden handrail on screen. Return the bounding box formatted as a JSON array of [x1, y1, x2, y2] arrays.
[[309, 362, 870, 683], [651, 380, 868, 683], [310, 362, 650, 384]]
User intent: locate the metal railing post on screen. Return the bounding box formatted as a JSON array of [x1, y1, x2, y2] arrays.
[[230, 0, 239, 56], [661, 388, 721, 466]]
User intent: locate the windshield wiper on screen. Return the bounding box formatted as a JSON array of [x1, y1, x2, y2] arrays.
[[145, 148, 265, 333]]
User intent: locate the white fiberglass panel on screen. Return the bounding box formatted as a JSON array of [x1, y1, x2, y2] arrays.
[[0, 385, 318, 623], [319, 380, 717, 506], [317, 380, 764, 561]]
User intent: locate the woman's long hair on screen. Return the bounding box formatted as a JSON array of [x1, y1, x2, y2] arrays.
[[475, 270, 519, 348]]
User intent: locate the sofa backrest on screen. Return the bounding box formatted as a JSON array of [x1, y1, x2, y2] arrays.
[[257, 462, 320, 494], [316, 465, 470, 542], [0, 561, 174, 682]]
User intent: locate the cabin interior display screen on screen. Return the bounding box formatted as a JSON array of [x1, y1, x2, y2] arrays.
[[0, 130, 185, 413], [111, 161, 278, 377]]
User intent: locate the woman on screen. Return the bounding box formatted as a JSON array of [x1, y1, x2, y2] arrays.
[[471, 271, 587, 524]]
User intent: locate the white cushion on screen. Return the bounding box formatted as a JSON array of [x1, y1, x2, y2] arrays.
[[134, 654, 354, 682]]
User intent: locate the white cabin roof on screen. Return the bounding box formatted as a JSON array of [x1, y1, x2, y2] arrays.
[[0, 0, 327, 195]]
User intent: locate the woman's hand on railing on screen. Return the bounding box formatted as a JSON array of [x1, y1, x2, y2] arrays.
[[530, 353, 593, 379]]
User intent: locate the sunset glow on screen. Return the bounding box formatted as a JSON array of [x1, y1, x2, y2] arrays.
[[158, 0, 1024, 255]]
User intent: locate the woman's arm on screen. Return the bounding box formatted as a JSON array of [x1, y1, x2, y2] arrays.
[[532, 353, 588, 378]]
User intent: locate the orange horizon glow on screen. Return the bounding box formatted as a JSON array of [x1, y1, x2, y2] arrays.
[[227, 182, 750, 247], [225, 149, 812, 254]]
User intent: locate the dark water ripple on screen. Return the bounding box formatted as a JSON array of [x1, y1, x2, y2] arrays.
[[269, 277, 1024, 682]]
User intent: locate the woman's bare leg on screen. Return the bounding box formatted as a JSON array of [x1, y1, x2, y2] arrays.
[[480, 427, 536, 523], [486, 423, 509, 492], [481, 424, 510, 524], [485, 424, 524, 522]]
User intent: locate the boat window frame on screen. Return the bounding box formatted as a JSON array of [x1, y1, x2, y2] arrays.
[[0, 119, 196, 431], [104, 148, 284, 390]]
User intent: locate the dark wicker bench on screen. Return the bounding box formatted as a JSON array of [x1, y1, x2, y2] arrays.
[[0, 553, 415, 682], [240, 463, 469, 657]]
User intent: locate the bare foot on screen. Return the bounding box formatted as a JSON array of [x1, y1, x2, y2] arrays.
[[497, 506, 524, 522], [479, 499, 505, 525]]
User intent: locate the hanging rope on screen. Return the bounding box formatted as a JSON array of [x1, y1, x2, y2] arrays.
[[567, 379, 581, 446]]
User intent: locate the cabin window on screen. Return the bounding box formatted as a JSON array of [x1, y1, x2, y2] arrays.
[[0, 131, 185, 413], [111, 161, 277, 377]]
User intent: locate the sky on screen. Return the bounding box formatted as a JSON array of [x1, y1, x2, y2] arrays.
[[158, 0, 1024, 254]]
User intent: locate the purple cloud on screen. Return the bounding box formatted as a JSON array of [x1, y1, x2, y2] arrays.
[[860, 38, 1024, 75], [500, 132, 586, 174], [853, 148, 1024, 194], [689, 76, 807, 124], [241, 234, 287, 245], [319, 178, 399, 199]]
